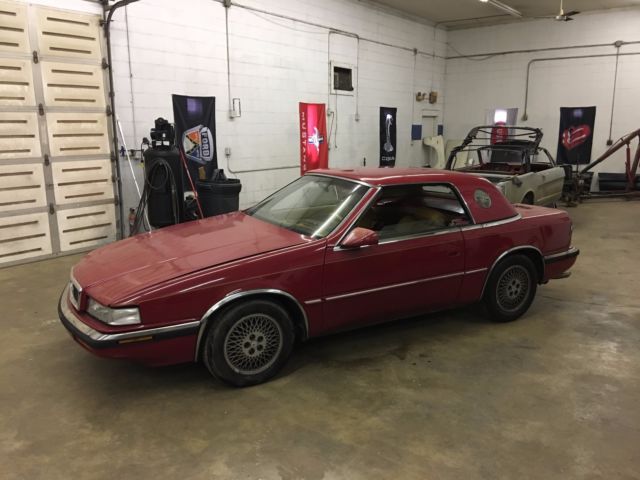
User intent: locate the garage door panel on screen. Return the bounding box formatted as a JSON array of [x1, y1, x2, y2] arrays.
[[0, 111, 41, 160], [41, 61, 105, 108], [56, 203, 115, 252], [0, 58, 36, 107], [52, 158, 113, 205], [0, 1, 30, 54], [0, 2, 115, 266], [46, 112, 109, 157], [36, 7, 101, 60], [0, 163, 46, 212], [0, 211, 52, 262]]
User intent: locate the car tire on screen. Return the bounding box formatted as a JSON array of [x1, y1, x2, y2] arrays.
[[202, 299, 295, 387], [484, 254, 537, 323]]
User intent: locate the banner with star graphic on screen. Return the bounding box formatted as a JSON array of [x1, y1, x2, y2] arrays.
[[299, 102, 328, 175], [556, 106, 596, 164]]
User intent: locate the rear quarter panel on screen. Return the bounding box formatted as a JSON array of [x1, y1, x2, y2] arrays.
[[459, 205, 573, 303]]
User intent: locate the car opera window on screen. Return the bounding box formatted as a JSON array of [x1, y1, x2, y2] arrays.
[[355, 184, 470, 241], [246, 175, 368, 238]]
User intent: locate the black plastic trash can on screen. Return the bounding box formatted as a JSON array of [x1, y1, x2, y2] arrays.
[[196, 177, 242, 218]]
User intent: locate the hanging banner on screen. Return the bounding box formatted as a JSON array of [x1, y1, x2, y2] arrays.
[[380, 107, 397, 167], [172, 94, 218, 180], [491, 121, 509, 144], [299, 102, 328, 175], [556, 106, 596, 164]]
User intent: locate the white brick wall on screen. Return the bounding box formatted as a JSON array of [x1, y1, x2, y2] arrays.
[[444, 8, 640, 175], [108, 0, 448, 209]]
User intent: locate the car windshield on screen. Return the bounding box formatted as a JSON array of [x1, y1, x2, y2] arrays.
[[246, 175, 368, 238]]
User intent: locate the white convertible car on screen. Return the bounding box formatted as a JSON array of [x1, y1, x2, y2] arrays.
[[446, 126, 565, 206]]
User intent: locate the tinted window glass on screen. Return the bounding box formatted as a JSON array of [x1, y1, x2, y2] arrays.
[[247, 175, 368, 238], [355, 184, 469, 240]]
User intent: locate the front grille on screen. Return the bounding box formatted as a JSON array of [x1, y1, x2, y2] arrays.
[[69, 282, 80, 310]]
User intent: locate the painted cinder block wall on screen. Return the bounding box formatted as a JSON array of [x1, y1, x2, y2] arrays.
[[108, 0, 448, 210], [443, 8, 640, 174]]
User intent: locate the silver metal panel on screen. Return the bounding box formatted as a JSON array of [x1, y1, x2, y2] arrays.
[[56, 203, 116, 252], [0, 58, 35, 107], [0, 162, 46, 212], [40, 61, 105, 108], [0, 211, 52, 262], [0, 0, 30, 54], [46, 112, 109, 157], [51, 158, 113, 205], [0, 111, 41, 160], [35, 7, 102, 60]]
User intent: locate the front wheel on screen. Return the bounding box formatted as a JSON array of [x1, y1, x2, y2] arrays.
[[203, 299, 294, 387], [484, 254, 537, 322]]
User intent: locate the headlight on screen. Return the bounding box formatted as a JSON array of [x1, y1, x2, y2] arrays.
[[87, 298, 141, 326], [497, 182, 507, 194]]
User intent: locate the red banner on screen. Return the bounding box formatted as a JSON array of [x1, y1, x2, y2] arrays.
[[299, 102, 328, 175]]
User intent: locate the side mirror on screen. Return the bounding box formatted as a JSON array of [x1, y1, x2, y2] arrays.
[[512, 176, 523, 187], [341, 227, 379, 249]]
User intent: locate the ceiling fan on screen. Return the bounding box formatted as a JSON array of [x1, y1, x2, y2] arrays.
[[551, 0, 580, 21]]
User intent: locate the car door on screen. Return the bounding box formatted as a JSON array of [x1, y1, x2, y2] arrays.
[[532, 149, 565, 205], [321, 184, 469, 333]]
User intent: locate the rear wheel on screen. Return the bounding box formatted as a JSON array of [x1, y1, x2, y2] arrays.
[[484, 254, 537, 322], [203, 299, 294, 387]]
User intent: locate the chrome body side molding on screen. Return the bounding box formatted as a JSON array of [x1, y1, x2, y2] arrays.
[[544, 246, 579, 263]]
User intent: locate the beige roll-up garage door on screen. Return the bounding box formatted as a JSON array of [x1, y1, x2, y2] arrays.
[[0, 0, 116, 266]]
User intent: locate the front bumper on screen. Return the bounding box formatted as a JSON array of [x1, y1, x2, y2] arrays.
[[58, 284, 200, 365]]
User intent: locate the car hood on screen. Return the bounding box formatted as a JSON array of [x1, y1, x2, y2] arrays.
[[72, 212, 307, 305]]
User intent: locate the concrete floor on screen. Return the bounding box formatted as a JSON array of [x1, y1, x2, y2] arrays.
[[1, 201, 639, 480]]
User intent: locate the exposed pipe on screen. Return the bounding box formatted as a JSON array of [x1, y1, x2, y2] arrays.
[[229, 0, 447, 60], [227, 162, 298, 175], [224, 0, 233, 115], [123, 5, 137, 146], [447, 40, 640, 60], [607, 42, 622, 145], [521, 51, 640, 121], [103, 0, 140, 238]]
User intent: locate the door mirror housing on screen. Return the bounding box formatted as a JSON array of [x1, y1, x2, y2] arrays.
[[341, 227, 379, 249]]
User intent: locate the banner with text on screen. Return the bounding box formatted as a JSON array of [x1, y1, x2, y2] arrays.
[[172, 94, 217, 181], [299, 103, 328, 175], [379, 107, 397, 167], [556, 106, 596, 164]]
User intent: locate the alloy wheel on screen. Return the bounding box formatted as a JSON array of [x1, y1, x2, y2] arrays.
[[223, 313, 283, 375], [496, 265, 531, 313]]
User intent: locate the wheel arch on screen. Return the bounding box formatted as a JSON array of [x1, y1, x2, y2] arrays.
[[481, 246, 545, 298], [522, 191, 535, 204], [194, 289, 309, 361]]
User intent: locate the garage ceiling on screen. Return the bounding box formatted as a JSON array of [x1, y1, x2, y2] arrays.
[[371, 0, 640, 28]]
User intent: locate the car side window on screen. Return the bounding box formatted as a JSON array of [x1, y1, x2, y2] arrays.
[[355, 184, 470, 241]]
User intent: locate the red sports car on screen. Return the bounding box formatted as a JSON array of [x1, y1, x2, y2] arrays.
[[59, 169, 579, 386]]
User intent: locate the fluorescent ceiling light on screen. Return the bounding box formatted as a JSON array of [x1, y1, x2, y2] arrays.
[[479, 0, 522, 18]]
